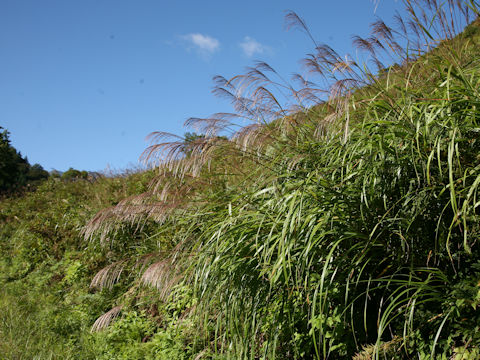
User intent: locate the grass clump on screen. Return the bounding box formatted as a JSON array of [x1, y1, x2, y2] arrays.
[[82, 0, 480, 358]]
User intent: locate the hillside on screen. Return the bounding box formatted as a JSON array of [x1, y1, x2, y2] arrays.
[[1, 1, 480, 359]]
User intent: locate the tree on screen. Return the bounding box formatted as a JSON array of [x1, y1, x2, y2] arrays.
[[0, 127, 29, 193], [27, 163, 49, 184], [0, 127, 48, 194], [61, 167, 88, 181]]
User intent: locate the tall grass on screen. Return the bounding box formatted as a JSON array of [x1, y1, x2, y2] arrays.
[[85, 0, 480, 358]]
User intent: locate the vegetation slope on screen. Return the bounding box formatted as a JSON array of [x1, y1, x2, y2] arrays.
[[1, 1, 480, 359]]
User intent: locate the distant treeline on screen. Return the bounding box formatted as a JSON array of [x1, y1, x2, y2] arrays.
[[0, 126, 93, 195]]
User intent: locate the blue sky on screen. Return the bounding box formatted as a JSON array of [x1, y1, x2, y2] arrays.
[[1, 0, 405, 172]]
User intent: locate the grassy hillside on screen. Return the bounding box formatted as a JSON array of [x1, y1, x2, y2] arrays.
[[2, 1, 480, 359], [0, 172, 159, 359]]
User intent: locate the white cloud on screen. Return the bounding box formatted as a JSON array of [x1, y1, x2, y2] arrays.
[[182, 33, 220, 56], [239, 36, 268, 57]]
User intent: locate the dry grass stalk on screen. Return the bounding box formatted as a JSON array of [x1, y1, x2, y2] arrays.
[[90, 260, 127, 290], [91, 305, 123, 332], [83, 189, 188, 243], [141, 258, 181, 300], [84, 1, 475, 246], [352, 337, 402, 360]]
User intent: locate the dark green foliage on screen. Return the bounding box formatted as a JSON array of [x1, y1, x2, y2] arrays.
[[0, 127, 30, 193], [61, 167, 89, 181], [0, 127, 49, 194], [27, 163, 50, 183]]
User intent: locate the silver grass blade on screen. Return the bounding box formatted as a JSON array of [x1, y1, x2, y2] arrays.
[[91, 305, 122, 333]]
